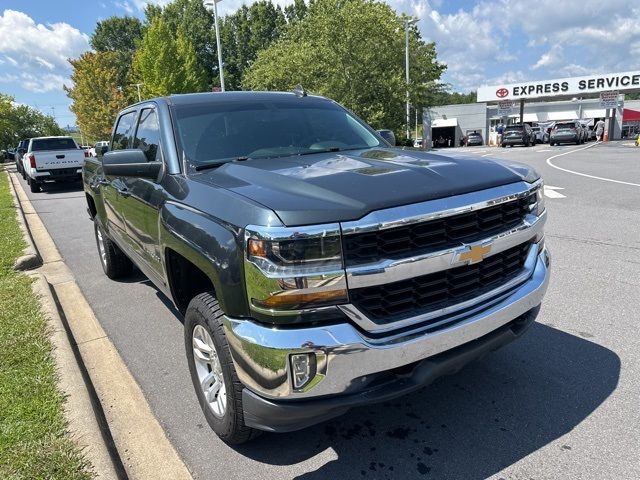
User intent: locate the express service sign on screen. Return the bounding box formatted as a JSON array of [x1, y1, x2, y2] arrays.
[[477, 70, 640, 102]]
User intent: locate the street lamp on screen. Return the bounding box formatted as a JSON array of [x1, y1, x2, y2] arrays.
[[131, 83, 143, 102], [204, 0, 225, 92], [405, 17, 419, 141]]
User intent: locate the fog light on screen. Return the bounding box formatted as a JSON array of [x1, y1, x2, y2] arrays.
[[290, 353, 315, 390]]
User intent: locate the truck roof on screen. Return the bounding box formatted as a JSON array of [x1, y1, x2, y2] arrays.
[[29, 135, 74, 140], [159, 91, 330, 107]]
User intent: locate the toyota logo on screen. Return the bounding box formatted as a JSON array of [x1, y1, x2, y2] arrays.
[[496, 88, 509, 98]]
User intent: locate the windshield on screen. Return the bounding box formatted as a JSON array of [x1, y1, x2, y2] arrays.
[[172, 98, 381, 167], [505, 126, 523, 132], [555, 123, 575, 129], [31, 138, 77, 151]]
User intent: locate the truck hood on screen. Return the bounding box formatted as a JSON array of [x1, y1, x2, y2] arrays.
[[192, 148, 535, 226]]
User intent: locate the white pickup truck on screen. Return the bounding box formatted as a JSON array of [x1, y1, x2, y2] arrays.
[[22, 136, 85, 192]]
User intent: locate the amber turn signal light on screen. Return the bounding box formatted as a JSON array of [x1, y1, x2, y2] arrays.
[[248, 238, 267, 257]]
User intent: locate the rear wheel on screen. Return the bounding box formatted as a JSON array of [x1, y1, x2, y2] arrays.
[[185, 293, 260, 445], [94, 219, 133, 279], [29, 178, 40, 193]]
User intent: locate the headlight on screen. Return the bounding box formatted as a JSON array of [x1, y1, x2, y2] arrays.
[[245, 224, 348, 313], [531, 181, 545, 216]]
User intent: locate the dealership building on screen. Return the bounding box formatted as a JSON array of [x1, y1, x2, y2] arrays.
[[424, 71, 640, 147]]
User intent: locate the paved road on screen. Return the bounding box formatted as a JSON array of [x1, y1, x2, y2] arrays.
[[13, 141, 640, 479]]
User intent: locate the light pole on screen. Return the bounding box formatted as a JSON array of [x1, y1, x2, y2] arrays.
[[405, 18, 419, 141], [132, 83, 143, 102], [204, 0, 225, 92]]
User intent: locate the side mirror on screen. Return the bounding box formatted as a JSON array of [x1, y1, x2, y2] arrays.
[[102, 150, 162, 179], [96, 145, 109, 158], [17, 148, 26, 155], [377, 129, 396, 146]]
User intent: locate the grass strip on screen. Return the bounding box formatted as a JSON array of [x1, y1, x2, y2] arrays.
[[0, 168, 92, 479]]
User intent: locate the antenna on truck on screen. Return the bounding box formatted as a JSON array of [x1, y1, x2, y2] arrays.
[[293, 84, 307, 97]]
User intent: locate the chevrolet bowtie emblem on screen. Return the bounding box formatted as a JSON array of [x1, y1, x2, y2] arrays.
[[456, 243, 492, 265]]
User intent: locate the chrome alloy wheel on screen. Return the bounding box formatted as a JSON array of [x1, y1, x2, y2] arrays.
[[96, 228, 107, 267], [192, 325, 227, 418]]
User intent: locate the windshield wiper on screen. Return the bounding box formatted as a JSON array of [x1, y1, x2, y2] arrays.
[[195, 156, 249, 171], [298, 146, 364, 156]]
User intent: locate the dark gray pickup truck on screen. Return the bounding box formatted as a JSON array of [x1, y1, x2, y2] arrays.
[[83, 91, 550, 444]]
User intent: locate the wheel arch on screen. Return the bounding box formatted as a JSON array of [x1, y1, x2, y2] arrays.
[[160, 202, 249, 317]]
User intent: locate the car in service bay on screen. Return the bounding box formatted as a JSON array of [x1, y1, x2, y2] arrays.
[[550, 121, 583, 146], [501, 124, 536, 147]]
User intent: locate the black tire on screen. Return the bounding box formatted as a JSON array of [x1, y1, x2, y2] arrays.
[[29, 178, 40, 193], [93, 219, 133, 279], [501, 144, 506, 148], [184, 293, 261, 445]]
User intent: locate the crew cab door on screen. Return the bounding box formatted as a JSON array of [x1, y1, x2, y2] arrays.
[[103, 110, 137, 243], [119, 107, 166, 281]]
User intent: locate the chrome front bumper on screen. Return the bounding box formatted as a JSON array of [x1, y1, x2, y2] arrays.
[[224, 245, 550, 400]]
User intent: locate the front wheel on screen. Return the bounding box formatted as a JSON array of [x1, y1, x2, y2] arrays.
[[185, 293, 260, 445], [93, 219, 133, 279]]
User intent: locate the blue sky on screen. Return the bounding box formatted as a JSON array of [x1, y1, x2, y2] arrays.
[[1, 0, 638, 127]]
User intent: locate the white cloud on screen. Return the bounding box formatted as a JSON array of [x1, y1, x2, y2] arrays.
[[532, 45, 563, 70], [0, 10, 88, 95], [114, 1, 135, 14], [0, 71, 67, 92], [0, 10, 89, 72]]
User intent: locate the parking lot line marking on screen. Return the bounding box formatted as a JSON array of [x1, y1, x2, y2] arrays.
[[543, 186, 566, 198], [537, 149, 552, 152], [546, 142, 640, 188]]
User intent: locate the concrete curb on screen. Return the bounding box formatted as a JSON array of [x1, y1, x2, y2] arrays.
[[30, 273, 122, 480], [6, 168, 42, 270], [8, 171, 193, 480]]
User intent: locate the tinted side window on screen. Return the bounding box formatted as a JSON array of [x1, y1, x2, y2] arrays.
[[112, 111, 137, 151], [133, 108, 161, 162]]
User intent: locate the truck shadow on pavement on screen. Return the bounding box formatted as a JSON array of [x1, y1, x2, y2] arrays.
[[235, 323, 619, 479]]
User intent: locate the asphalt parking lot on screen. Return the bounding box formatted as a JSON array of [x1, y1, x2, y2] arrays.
[[13, 141, 640, 479]]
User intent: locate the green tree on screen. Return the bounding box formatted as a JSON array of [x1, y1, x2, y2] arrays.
[[90, 16, 144, 103], [284, 0, 308, 24], [242, 0, 445, 134], [91, 16, 143, 52], [0, 94, 64, 149], [153, 0, 216, 82], [66, 52, 127, 140], [429, 89, 477, 106], [132, 17, 208, 97], [220, 1, 288, 90]]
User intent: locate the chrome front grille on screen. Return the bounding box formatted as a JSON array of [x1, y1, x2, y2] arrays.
[[339, 181, 545, 333], [349, 241, 532, 323], [343, 193, 536, 266]]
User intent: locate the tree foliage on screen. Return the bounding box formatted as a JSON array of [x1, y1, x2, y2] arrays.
[[429, 89, 477, 106], [220, 1, 288, 90], [66, 52, 128, 140], [151, 0, 216, 81], [90, 16, 144, 103], [242, 0, 446, 133], [91, 16, 143, 53], [0, 94, 63, 149], [132, 17, 208, 98]]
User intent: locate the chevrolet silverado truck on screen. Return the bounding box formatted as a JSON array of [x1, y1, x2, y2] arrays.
[[24, 136, 85, 192], [83, 91, 550, 444]]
